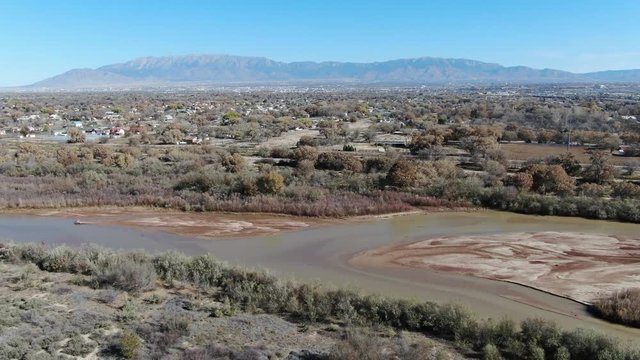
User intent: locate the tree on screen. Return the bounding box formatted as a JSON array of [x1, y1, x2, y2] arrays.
[[523, 164, 575, 195], [19, 126, 30, 137], [408, 131, 444, 154], [257, 170, 284, 194], [460, 136, 496, 157], [583, 152, 615, 184], [547, 152, 581, 176], [506, 172, 533, 192], [386, 160, 421, 188], [517, 128, 536, 143], [611, 182, 640, 199], [67, 127, 85, 143]]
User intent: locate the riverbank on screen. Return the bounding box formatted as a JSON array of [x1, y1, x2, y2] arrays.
[[1, 243, 637, 359], [1, 207, 323, 240], [1, 206, 471, 240], [2, 209, 640, 343], [350, 231, 640, 305]]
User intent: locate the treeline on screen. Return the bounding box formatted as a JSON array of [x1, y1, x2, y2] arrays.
[[1, 243, 638, 360], [2, 140, 640, 222]]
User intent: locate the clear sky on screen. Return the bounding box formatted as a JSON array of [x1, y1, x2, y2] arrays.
[[1, 0, 639, 86]]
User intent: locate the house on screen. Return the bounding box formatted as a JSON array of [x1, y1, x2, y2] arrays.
[[71, 120, 83, 128], [110, 127, 125, 136], [186, 136, 203, 145]]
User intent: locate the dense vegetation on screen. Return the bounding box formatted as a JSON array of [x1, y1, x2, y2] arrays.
[[1, 86, 640, 221], [1, 242, 638, 360]]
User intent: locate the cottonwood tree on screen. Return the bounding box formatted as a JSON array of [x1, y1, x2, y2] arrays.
[[583, 152, 615, 184], [523, 164, 575, 195], [547, 152, 581, 176], [386, 160, 421, 188], [67, 127, 85, 143]]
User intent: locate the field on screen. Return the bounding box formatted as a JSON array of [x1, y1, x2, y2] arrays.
[[500, 143, 634, 166]]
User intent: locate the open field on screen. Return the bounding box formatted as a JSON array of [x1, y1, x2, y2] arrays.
[[501, 143, 636, 166]]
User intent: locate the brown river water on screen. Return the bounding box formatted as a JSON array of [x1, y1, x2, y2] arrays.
[[0, 210, 639, 344]]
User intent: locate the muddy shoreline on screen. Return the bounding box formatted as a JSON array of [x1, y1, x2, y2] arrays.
[[350, 231, 640, 305]]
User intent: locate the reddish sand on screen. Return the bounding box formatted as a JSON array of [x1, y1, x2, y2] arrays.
[[26, 207, 316, 239], [351, 232, 640, 304]]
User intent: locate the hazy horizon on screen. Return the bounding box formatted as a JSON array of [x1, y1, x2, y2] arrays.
[[2, 0, 640, 86]]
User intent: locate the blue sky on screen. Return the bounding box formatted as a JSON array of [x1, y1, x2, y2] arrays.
[[1, 0, 639, 86]]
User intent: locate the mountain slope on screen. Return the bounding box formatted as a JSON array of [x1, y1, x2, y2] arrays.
[[584, 69, 640, 82], [27, 54, 637, 89], [31, 68, 140, 89]]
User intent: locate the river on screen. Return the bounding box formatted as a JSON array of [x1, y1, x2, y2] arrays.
[[1, 210, 639, 344]]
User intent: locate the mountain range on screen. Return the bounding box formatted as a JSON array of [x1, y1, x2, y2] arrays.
[[23, 54, 640, 89]]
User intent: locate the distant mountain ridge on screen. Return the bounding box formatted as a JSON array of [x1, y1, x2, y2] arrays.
[[24, 54, 640, 89]]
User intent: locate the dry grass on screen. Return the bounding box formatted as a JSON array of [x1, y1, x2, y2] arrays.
[[593, 288, 640, 328], [500, 143, 633, 166]]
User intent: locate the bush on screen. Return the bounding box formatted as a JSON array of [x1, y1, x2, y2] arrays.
[[329, 329, 385, 360], [343, 144, 356, 152], [62, 335, 95, 357], [593, 288, 640, 327], [119, 330, 141, 359], [315, 152, 363, 172], [93, 257, 157, 293], [257, 170, 285, 194], [483, 343, 501, 360], [611, 182, 640, 199], [578, 183, 610, 197]]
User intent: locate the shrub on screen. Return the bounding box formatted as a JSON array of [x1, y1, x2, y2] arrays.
[[93, 257, 156, 293], [257, 170, 285, 194], [578, 183, 610, 197], [343, 144, 356, 152], [315, 152, 363, 172], [593, 288, 640, 327], [119, 330, 141, 359], [329, 329, 385, 360], [291, 146, 319, 161], [159, 309, 191, 336], [611, 182, 640, 199], [62, 335, 95, 357], [483, 343, 501, 360]]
